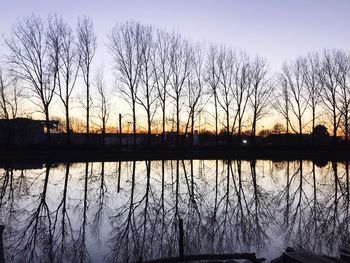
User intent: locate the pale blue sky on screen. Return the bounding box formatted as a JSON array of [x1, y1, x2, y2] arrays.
[[1, 0, 349, 70], [0, 0, 349, 126]]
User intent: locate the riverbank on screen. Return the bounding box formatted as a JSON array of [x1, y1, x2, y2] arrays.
[[0, 145, 350, 163]]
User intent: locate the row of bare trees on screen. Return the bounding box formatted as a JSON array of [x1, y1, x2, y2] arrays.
[[1, 15, 350, 145], [1, 15, 99, 144], [108, 22, 272, 147], [275, 50, 350, 143]]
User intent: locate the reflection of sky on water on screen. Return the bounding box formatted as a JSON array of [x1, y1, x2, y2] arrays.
[[0, 160, 349, 262]]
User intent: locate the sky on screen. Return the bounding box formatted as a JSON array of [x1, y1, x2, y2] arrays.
[[1, 0, 350, 70], [1, 0, 350, 129]]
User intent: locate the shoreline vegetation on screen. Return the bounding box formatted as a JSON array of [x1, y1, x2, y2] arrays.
[[1, 145, 350, 163]]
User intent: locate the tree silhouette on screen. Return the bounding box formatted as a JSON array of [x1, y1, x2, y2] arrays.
[[77, 16, 97, 145], [6, 15, 58, 143]]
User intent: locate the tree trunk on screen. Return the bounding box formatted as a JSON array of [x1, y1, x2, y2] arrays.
[[176, 98, 180, 146], [214, 93, 218, 146], [45, 107, 51, 145], [132, 100, 137, 149], [226, 106, 230, 146], [86, 83, 90, 145], [102, 119, 106, 146], [251, 114, 257, 146], [66, 104, 71, 145], [312, 108, 315, 146], [299, 118, 302, 146], [191, 114, 194, 146], [147, 111, 152, 146], [333, 106, 337, 144], [237, 114, 242, 144], [162, 103, 166, 145], [345, 110, 348, 143]]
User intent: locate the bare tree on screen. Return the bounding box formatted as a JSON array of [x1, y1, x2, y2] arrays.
[[0, 68, 11, 120], [249, 56, 271, 140], [231, 52, 252, 139], [205, 45, 220, 145], [136, 25, 158, 145], [216, 46, 235, 144], [168, 33, 194, 146], [52, 17, 79, 144], [0, 66, 21, 120], [153, 29, 172, 144], [334, 50, 350, 142], [0, 66, 22, 147], [184, 45, 206, 145], [274, 75, 291, 134], [301, 53, 322, 144], [109, 21, 144, 148], [94, 67, 111, 145], [77, 16, 97, 145], [319, 50, 342, 143], [279, 59, 309, 139], [6, 15, 58, 143]]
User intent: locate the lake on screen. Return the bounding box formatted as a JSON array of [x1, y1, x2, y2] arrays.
[[0, 159, 349, 262]]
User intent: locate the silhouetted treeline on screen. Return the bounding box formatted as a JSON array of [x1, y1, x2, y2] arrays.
[[1, 15, 350, 146]]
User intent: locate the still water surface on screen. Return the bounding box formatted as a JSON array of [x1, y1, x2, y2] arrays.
[[0, 160, 349, 262]]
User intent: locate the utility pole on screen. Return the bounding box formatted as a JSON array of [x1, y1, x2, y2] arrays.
[[119, 113, 122, 146]]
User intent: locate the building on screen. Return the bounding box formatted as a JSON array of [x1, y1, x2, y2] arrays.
[[0, 118, 59, 146]]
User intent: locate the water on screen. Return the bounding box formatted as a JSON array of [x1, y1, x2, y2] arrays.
[[0, 159, 349, 262]]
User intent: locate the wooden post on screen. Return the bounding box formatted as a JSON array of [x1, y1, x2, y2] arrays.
[[0, 225, 4, 263], [179, 218, 184, 263]]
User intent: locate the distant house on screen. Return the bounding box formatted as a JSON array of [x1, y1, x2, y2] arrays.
[[0, 118, 59, 146]]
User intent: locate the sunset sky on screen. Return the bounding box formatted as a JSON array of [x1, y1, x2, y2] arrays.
[[1, 0, 349, 70], [1, 0, 350, 130]]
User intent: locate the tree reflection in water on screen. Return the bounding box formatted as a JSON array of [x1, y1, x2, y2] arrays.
[[0, 159, 349, 262]]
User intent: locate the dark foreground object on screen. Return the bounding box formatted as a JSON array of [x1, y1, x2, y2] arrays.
[[0, 225, 4, 263], [139, 253, 265, 263], [271, 247, 350, 263], [283, 251, 334, 263]]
